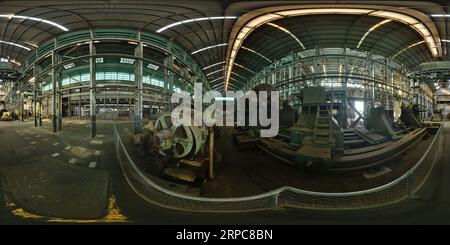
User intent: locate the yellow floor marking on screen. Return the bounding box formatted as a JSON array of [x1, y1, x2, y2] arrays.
[[5, 194, 129, 223]]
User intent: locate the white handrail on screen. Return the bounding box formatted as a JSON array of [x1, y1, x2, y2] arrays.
[[114, 121, 443, 209]]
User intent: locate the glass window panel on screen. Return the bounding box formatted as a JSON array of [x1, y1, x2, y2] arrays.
[[80, 73, 90, 81], [96, 72, 104, 80]]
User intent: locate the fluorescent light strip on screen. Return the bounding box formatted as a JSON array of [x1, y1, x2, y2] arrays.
[[0, 14, 68, 31], [0, 57, 21, 66], [0, 40, 31, 51], [224, 7, 440, 91], [120, 57, 135, 64], [441, 39, 450, 43], [63, 63, 75, 69], [23, 41, 38, 48], [191, 43, 227, 55], [392, 40, 426, 59], [206, 68, 224, 76], [203, 61, 225, 70], [227, 83, 239, 90], [231, 72, 247, 80], [157, 16, 237, 33], [210, 76, 224, 83], [357, 19, 392, 48], [234, 63, 256, 74], [230, 77, 244, 85], [147, 63, 159, 70], [241, 46, 271, 62], [266, 23, 305, 49], [430, 14, 450, 17], [215, 82, 237, 90]]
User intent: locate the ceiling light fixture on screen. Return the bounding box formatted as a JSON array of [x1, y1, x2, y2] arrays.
[[234, 63, 255, 74], [210, 76, 224, 83], [0, 40, 31, 51], [191, 43, 227, 55], [157, 16, 237, 33], [241, 46, 271, 62], [430, 14, 450, 17], [147, 64, 159, 70], [357, 19, 392, 48], [120, 57, 135, 64], [206, 68, 224, 76], [224, 7, 440, 91], [266, 22, 305, 49], [231, 72, 247, 80], [203, 61, 225, 70], [63, 63, 75, 69], [392, 40, 426, 59], [0, 14, 69, 31]]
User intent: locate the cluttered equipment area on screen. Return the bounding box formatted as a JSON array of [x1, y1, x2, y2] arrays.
[[128, 85, 439, 197]]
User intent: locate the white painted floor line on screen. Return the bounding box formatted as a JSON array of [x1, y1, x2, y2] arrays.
[[51, 153, 60, 157], [90, 140, 103, 145], [88, 162, 97, 168], [94, 150, 101, 156], [65, 146, 71, 150], [30, 142, 37, 144], [53, 142, 59, 146], [68, 158, 78, 164]]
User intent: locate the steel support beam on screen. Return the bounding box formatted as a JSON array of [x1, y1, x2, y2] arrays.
[[52, 49, 58, 132], [33, 64, 38, 127], [19, 91, 24, 122], [57, 60, 62, 131], [164, 52, 174, 111], [134, 32, 144, 133], [89, 39, 97, 137]]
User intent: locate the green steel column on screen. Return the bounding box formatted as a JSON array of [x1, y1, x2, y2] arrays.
[[33, 65, 38, 127], [57, 58, 62, 131], [52, 49, 57, 132], [19, 91, 24, 122], [342, 57, 348, 128], [78, 92, 81, 119], [182, 67, 189, 92], [190, 74, 197, 93], [67, 89, 71, 118], [89, 39, 97, 138], [164, 53, 174, 111], [38, 91, 42, 126], [134, 32, 143, 133]]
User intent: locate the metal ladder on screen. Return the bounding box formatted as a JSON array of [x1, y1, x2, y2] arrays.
[[313, 105, 332, 145]]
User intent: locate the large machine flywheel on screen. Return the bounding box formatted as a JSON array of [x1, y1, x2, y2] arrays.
[[154, 113, 206, 158]]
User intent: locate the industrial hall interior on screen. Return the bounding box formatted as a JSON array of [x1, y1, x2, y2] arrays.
[[0, 0, 449, 225]]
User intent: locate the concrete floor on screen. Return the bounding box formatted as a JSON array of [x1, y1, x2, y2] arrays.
[[0, 119, 449, 224]]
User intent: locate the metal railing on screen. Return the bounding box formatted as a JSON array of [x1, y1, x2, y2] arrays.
[[113, 121, 444, 212]]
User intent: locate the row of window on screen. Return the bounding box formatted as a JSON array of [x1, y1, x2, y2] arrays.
[[43, 72, 182, 93]]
